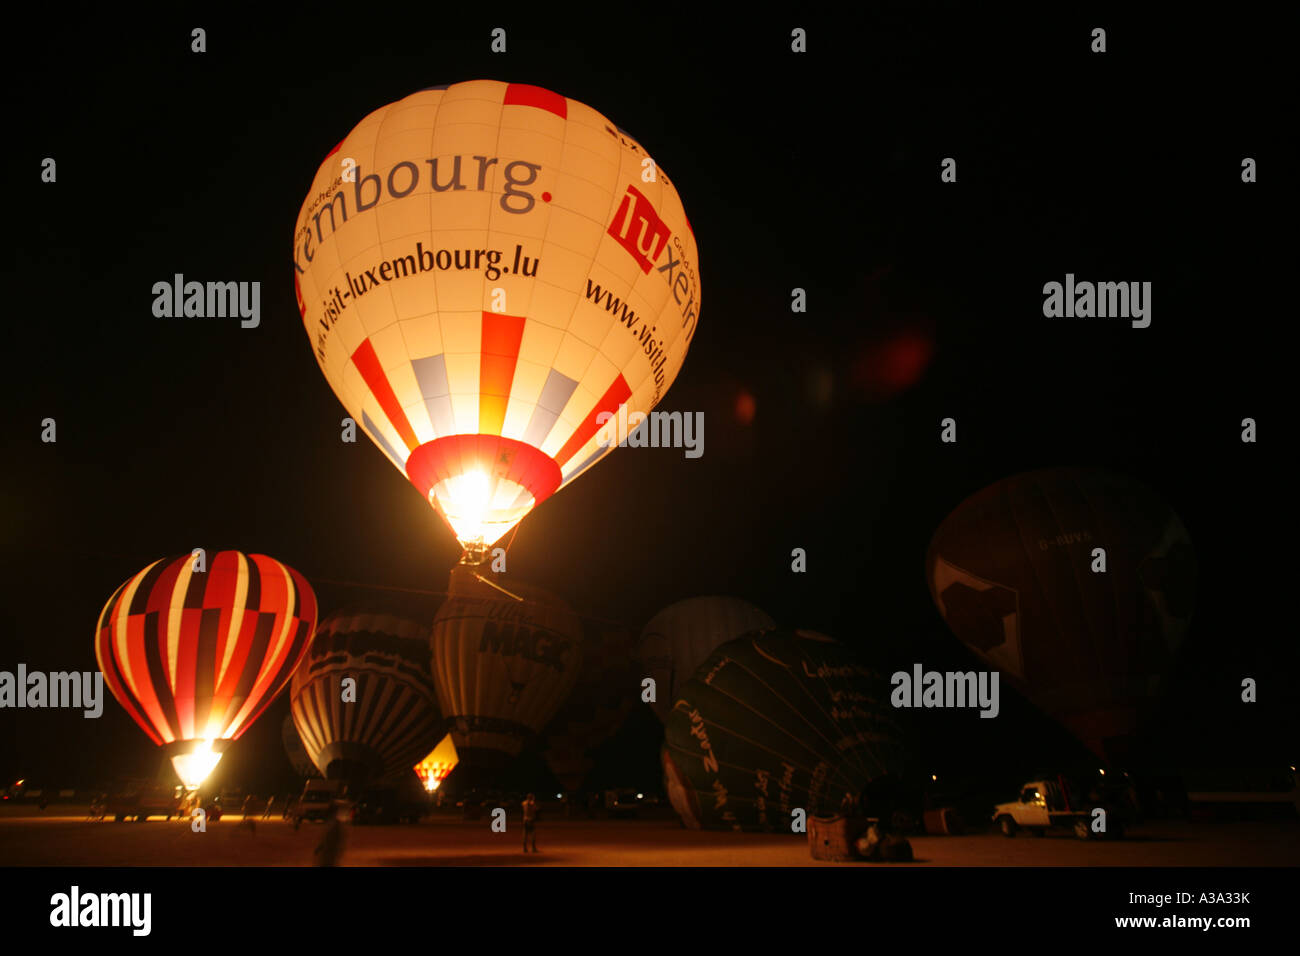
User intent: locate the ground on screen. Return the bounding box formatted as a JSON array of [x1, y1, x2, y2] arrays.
[[0, 807, 1295, 866]]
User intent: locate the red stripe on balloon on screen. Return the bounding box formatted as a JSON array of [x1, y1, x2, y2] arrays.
[[555, 374, 632, 467], [503, 83, 567, 118], [479, 312, 526, 435], [352, 339, 419, 451], [129, 612, 172, 743], [235, 557, 291, 729]]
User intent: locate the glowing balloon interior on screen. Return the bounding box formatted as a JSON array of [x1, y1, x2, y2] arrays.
[[294, 80, 700, 557], [414, 734, 460, 791], [95, 551, 318, 787]]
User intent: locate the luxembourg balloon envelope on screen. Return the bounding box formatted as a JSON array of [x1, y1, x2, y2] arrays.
[[294, 80, 701, 557], [925, 467, 1196, 760], [290, 606, 443, 784], [430, 566, 584, 773], [661, 629, 907, 832], [94, 551, 318, 787], [638, 596, 776, 724]]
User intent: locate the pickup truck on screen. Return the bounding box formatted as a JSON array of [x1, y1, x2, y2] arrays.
[[992, 777, 1126, 840]]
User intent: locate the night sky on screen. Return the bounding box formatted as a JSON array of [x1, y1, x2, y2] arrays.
[[1, 9, 1290, 797]]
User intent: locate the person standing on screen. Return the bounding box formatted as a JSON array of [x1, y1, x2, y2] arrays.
[[314, 803, 347, 866], [521, 793, 538, 852]]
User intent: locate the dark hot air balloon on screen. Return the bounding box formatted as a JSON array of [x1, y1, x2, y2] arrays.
[[430, 566, 584, 777], [661, 628, 907, 832], [541, 617, 638, 792], [638, 596, 775, 724], [290, 606, 443, 785], [925, 467, 1196, 761], [281, 714, 317, 779]]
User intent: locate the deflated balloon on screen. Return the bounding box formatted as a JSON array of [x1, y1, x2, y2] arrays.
[[540, 617, 638, 792], [638, 596, 775, 724], [925, 467, 1196, 759], [661, 628, 906, 832], [294, 80, 701, 557], [430, 566, 584, 772], [290, 606, 443, 784], [95, 551, 317, 786]]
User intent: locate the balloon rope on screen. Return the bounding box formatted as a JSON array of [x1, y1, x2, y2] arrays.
[[471, 571, 525, 602], [309, 576, 633, 630]]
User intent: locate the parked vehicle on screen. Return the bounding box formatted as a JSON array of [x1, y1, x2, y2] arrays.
[[604, 789, 646, 817], [992, 776, 1127, 840], [107, 782, 183, 822], [293, 779, 345, 823], [350, 783, 426, 824]]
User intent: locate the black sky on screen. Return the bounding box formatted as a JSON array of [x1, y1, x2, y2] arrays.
[[1, 8, 1291, 793]]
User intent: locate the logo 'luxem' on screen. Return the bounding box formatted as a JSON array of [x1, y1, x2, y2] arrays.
[[608, 184, 671, 273]]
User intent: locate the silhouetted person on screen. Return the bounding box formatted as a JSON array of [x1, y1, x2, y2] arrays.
[[263, 795, 276, 820], [314, 804, 347, 866], [521, 793, 538, 852], [242, 794, 255, 819]]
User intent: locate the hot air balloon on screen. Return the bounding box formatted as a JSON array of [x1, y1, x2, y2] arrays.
[[290, 606, 443, 785], [430, 566, 583, 777], [661, 629, 907, 832], [638, 596, 775, 724], [925, 467, 1196, 761], [540, 618, 638, 792], [294, 80, 701, 562], [281, 714, 317, 779], [95, 551, 317, 788]]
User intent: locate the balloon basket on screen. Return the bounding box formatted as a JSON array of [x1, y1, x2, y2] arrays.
[[808, 814, 871, 862]]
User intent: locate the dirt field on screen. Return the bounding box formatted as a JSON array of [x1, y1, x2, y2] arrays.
[[1, 809, 1296, 866]]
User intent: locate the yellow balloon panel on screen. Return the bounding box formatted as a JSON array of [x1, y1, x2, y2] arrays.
[[295, 81, 700, 549]]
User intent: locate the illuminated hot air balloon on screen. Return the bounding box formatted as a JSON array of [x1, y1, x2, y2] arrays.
[[540, 618, 638, 792], [925, 468, 1196, 761], [281, 714, 317, 779], [294, 80, 701, 562], [661, 629, 906, 832], [430, 566, 583, 774], [638, 596, 775, 724], [95, 552, 318, 788], [290, 606, 443, 784], [414, 733, 459, 792]]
